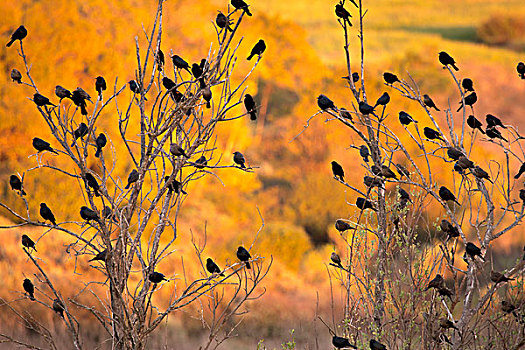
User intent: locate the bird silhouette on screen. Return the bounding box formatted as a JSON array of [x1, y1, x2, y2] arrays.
[[247, 39, 266, 60], [6, 25, 27, 47], [439, 51, 459, 71]]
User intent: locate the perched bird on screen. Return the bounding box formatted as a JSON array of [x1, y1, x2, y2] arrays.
[[191, 63, 205, 88], [231, 0, 252, 16], [490, 271, 514, 284], [74, 87, 92, 103], [164, 176, 187, 195], [486, 114, 506, 129], [233, 152, 246, 168], [439, 318, 458, 330], [439, 186, 460, 205], [89, 249, 107, 262], [85, 173, 101, 196], [369, 339, 387, 350], [335, 219, 353, 232], [339, 109, 352, 122], [440, 219, 459, 241], [162, 76, 176, 92], [515, 163, 525, 179], [194, 155, 208, 169], [371, 165, 382, 177], [364, 175, 383, 188], [332, 335, 357, 349], [149, 272, 167, 284], [462, 78, 474, 92], [102, 206, 118, 223], [381, 165, 397, 179], [11, 69, 22, 83], [216, 12, 233, 31], [330, 252, 344, 269], [395, 164, 410, 179], [447, 147, 464, 161], [95, 133, 107, 158], [335, 2, 352, 27], [352, 72, 359, 83], [438, 286, 454, 300], [170, 143, 188, 158], [467, 115, 485, 134], [40, 203, 56, 225], [9, 174, 26, 195], [317, 94, 336, 111], [457, 92, 477, 112], [423, 94, 440, 111], [128, 80, 143, 96], [206, 258, 224, 276], [398, 188, 411, 202], [517, 62, 525, 79], [358, 101, 377, 117], [457, 156, 474, 169], [80, 206, 99, 222], [425, 274, 444, 291], [202, 86, 212, 108], [439, 51, 459, 71], [423, 127, 444, 141], [501, 300, 518, 316], [244, 94, 257, 120], [125, 169, 139, 189], [171, 55, 191, 73], [22, 234, 37, 251], [33, 93, 56, 108], [71, 123, 88, 147], [331, 161, 345, 181], [6, 25, 27, 47], [486, 127, 507, 142], [156, 49, 164, 71], [359, 145, 370, 162], [465, 242, 485, 261], [53, 299, 65, 318], [23, 278, 35, 301], [374, 92, 390, 108], [399, 111, 417, 125], [95, 76, 106, 99], [237, 246, 252, 269], [247, 39, 266, 60], [471, 166, 493, 183], [356, 197, 377, 211], [55, 85, 72, 101], [383, 72, 400, 85], [71, 89, 88, 115]]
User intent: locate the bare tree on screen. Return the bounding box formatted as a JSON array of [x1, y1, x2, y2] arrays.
[[0, 1, 270, 349]]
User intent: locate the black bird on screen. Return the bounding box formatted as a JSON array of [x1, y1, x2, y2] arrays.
[[149, 272, 167, 284], [317, 94, 336, 111], [164, 176, 187, 195], [6, 25, 27, 47], [75, 87, 92, 103], [191, 63, 205, 88], [128, 80, 142, 95], [55, 85, 72, 100], [40, 203, 56, 225], [206, 258, 224, 276], [203, 86, 212, 108], [162, 76, 176, 92], [233, 152, 246, 168], [231, 0, 252, 16], [423, 94, 440, 111], [517, 62, 525, 79], [486, 114, 506, 129], [383, 72, 400, 85], [465, 242, 485, 261], [439, 318, 458, 331], [359, 145, 370, 162], [423, 127, 444, 141], [425, 274, 444, 291], [95, 76, 106, 99], [381, 165, 397, 179], [216, 12, 233, 31], [237, 246, 252, 269], [95, 133, 107, 158], [399, 111, 417, 125], [352, 72, 359, 83], [340, 108, 353, 121], [244, 94, 257, 120], [457, 156, 474, 169], [22, 234, 37, 251], [171, 55, 191, 73], [486, 127, 507, 142], [501, 300, 518, 317], [80, 206, 99, 222], [364, 175, 383, 188], [358, 101, 377, 116], [331, 161, 345, 181], [438, 286, 454, 300], [194, 155, 207, 169], [447, 147, 464, 161], [440, 219, 459, 241], [85, 173, 101, 196], [471, 166, 493, 183], [335, 219, 353, 232], [439, 186, 460, 205], [247, 39, 266, 60], [374, 92, 390, 107], [371, 165, 381, 177], [170, 143, 187, 157], [515, 163, 525, 179], [490, 271, 514, 284], [398, 188, 411, 202], [462, 78, 474, 92], [356, 197, 377, 211], [53, 299, 65, 318], [330, 252, 345, 269], [200, 58, 208, 70], [89, 249, 107, 262], [395, 164, 410, 179], [23, 278, 35, 301], [457, 92, 477, 112], [125, 169, 139, 189], [102, 206, 118, 223], [332, 335, 357, 349], [71, 89, 88, 115], [520, 189, 525, 203], [71, 122, 88, 146], [11, 69, 22, 83], [369, 339, 387, 350], [467, 115, 485, 134], [33, 93, 56, 108], [156, 49, 164, 70], [335, 2, 352, 27], [9, 174, 26, 195], [439, 51, 459, 71]]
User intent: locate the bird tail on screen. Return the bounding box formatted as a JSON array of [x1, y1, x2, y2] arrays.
[[51, 219, 57, 225], [520, 74, 525, 80], [95, 147, 102, 158], [479, 128, 485, 134], [457, 104, 463, 112], [454, 199, 461, 206], [206, 101, 211, 109], [50, 149, 59, 155], [94, 189, 100, 197], [452, 64, 459, 71], [184, 67, 191, 74], [435, 107, 441, 111], [6, 39, 14, 47], [30, 295, 35, 301], [247, 53, 254, 60], [21, 190, 26, 196], [70, 139, 77, 147], [125, 183, 130, 189], [181, 189, 187, 195], [246, 261, 251, 269], [244, 8, 252, 16], [81, 104, 88, 116], [240, 163, 246, 169], [250, 111, 257, 120]]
